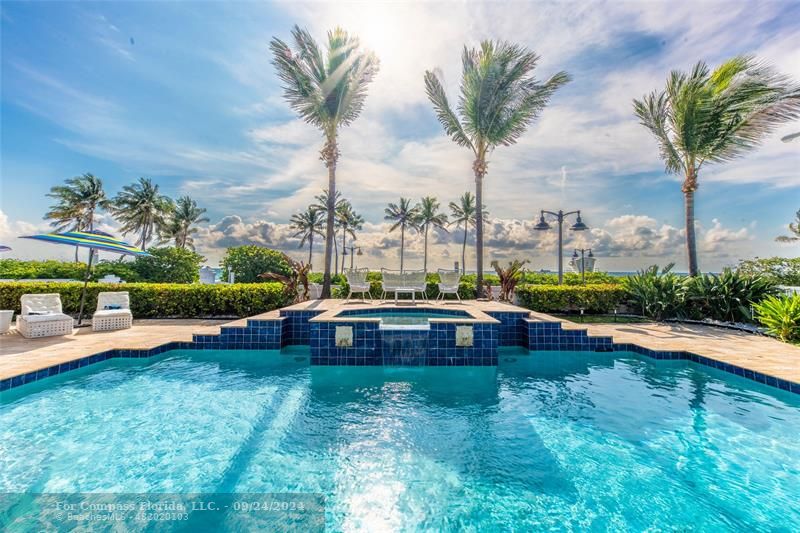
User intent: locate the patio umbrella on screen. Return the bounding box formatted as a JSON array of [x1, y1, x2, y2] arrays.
[[20, 230, 149, 326]]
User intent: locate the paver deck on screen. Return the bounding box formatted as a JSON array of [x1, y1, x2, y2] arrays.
[[1, 300, 799, 386]]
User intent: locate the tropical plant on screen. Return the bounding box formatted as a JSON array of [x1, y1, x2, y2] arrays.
[[736, 257, 800, 285], [384, 197, 420, 272], [159, 196, 208, 250], [425, 41, 570, 295], [337, 202, 364, 272], [775, 209, 800, 243], [290, 207, 325, 267], [623, 264, 685, 320], [491, 259, 529, 302], [260, 253, 312, 303], [129, 246, 205, 284], [415, 196, 448, 272], [270, 25, 379, 298], [112, 177, 173, 250], [45, 173, 111, 261], [221, 245, 292, 283], [448, 192, 487, 274], [683, 268, 777, 322], [634, 56, 800, 276], [753, 294, 800, 342]]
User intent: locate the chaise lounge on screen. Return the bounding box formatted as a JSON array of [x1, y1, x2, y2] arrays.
[[16, 293, 74, 338]]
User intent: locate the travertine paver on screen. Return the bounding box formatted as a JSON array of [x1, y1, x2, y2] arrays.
[[1, 301, 799, 384]]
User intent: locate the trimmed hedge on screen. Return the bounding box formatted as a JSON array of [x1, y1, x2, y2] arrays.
[[0, 282, 292, 318], [516, 284, 628, 313]]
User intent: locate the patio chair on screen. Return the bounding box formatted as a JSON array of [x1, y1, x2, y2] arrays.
[[344, 268, 372, 302], [16, 293, 74, 338], [437, 269, 462, 302], [381, 269, 404, 301], [404, 269, 429, 302], [92, 292, 133, 332]]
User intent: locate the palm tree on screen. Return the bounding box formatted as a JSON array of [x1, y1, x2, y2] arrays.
[[45, 173, 111, 261], [290, 207, 326, 267], [384, 198, 420, 272], [634, 56, 800, 275], [415, 196, 448, 272], [425, 41, 570, 295], [112, 177, 173, 250], [270, 25, 379, 298], [313, 190, 346, 274], [776, 209, 800, 243], [159, 196, 209, 250], [448, 192, 488, 274], [337, 202, 365, 272]]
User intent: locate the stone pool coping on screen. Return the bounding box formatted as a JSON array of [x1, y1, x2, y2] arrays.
[[307, 300, 500, 325], [1, 301, 799, 395]]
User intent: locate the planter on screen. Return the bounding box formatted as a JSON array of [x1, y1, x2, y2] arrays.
[[0, 310, 15, 334]]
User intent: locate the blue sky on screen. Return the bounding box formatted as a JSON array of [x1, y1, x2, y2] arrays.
[[1, 1, 798, 271]]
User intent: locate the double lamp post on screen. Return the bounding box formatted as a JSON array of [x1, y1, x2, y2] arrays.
[[533, 209, 589, 284]]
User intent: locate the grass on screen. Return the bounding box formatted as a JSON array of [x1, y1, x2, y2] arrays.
[[554, 314, 651, 324]]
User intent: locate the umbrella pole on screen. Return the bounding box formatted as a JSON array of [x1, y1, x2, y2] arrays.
[[76, 249, 94, 327]]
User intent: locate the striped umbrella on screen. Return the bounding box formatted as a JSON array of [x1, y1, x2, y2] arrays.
[[20, 230, 150, 326]]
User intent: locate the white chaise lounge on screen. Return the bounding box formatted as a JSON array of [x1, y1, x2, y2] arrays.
[[16, 293, 74, 338], [93, 291, 133, 332], [437, 269, 462, 302]]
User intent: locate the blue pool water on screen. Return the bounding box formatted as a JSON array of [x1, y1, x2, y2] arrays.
[[339, 310, 469, 326], [1, 349, 799, 530]]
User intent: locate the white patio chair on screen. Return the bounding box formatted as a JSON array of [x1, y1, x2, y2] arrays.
[[92, 291, 133, 331], [344, 268, 372, 302], [437, 269, 462, 302], [381, 269, 404, 301], [16, 293, 74, 338], [404, 270, 429, 302]]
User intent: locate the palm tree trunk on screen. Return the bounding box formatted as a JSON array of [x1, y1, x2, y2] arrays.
[[400, 225, 405, 272], [461, 225, 467, 274], [683, 168, 699, 276], [308, 234, 313, 268], [423, 225, 428, 272], [685, 189, 699, 276], [334, 230, 339, 276], [474, 159, 485, 298], [321, 137, 337, 298]]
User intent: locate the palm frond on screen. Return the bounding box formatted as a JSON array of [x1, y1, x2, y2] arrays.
[[424, 70, 473, 150]]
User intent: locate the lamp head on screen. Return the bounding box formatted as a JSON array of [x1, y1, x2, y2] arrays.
[[533, 213, 551, 231], [570, 212, 588, 231]]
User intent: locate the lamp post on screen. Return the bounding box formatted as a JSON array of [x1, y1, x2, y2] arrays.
[[533, 209, 588, 284], [342, 245, 362, 270], [572, 248, 593, 285]]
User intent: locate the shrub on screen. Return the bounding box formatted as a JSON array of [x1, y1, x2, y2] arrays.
[[0, 259, 86, 280], [221, 246, 292, 283], [0, 282, 292, 318], [623, 264, 685, 320], [736, 257, 800, 285], [130, 247, 204, 283], [515, 284, 627, 313], [754, 294, 800, 342], [520, 271, 622, 285], [93, 261, 141, 282], [683, 269, 777, 322]]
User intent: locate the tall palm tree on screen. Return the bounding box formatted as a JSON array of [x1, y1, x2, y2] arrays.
[[271, 25, 379, 298], [776, 209, 800, 243], [384, 198, 420, 272], [425, 41, 570, 295], [159, 196, 209, 250], [112, 177, 173, 250], [313, 190, 346, 274], [415, 196, 448, 272], [634, 56, 800, 275], [448, 192, 488, 274], [337, 202, 364, 272], [45, 173, 111, 261], [290, 207, 325, 266]]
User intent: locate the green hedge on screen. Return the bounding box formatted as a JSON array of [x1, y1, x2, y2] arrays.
[[516, 284, 628, 313], [333, 272, 477, 300], [0, 282, 292, 318]]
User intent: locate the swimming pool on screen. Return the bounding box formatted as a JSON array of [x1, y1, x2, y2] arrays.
[[336, 308, 471, 326], [1, 348, 798, 530]]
